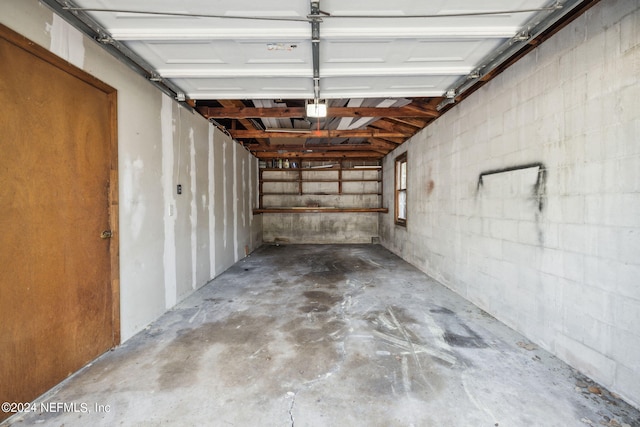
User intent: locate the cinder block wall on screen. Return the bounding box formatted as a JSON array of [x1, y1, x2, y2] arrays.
[[260, 166, 381, 244], [262, 213, 378, 244], [381, 0, 640, 407]]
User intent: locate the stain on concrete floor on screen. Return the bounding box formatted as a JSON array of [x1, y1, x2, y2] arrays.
[[4, 244, 639, 427]]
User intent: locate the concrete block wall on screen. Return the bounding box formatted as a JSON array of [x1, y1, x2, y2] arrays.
[[261, 166, 381, 243], [380, 0, 640, 407], [0, 0, 262, 342], [262, 212, 379, 244]]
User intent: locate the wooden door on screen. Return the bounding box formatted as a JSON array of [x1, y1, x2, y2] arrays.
[[0, 25, 119, 418]]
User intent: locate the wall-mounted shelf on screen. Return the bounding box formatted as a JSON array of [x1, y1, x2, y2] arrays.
[[253, 207, 388, 214], [261, 193, 382, 196], [254, 160, 385, 214]]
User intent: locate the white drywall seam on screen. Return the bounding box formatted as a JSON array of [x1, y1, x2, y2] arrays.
[[189, 127, 198, 290], [222, 139, 228, 249], [255, 157, 260, 209], [47, 14, 84, 68], [161, 96, 177, 309], [121, 155, 146, 241], [208, 125, 216, 279], [242, 158, 247, 230], [233, 142, 239, 261], [247, 156, 253, 249]]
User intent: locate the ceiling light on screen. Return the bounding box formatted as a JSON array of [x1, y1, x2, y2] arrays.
[[306, 100, 327, 118]]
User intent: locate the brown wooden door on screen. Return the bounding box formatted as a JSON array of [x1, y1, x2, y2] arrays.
[[0, 25, 119, 418]]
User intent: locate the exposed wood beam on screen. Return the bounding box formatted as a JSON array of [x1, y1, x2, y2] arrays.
[[254, 207, 388, 214], [218, 100, 269, 147], [267, 143, 369, 150], [326, 106, 438, 118], [387, 117, 431, 128], [200, 106, 304, 119], [371, 137, 406, 144], [402, 103, 440, 116], [253, 151, 384, 159], [266, 143, 389, 155], [198, 106, 439, 119], [408, 98, 443, 112], [369, 138, 401, 150], [369, 118, 421, 135], [230, 129, 409, 139]]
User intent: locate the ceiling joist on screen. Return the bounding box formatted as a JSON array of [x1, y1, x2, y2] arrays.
[[42, 0, 600, 162], [254, 151, 384, 160], [369, 119, 422, 135], [229, 129, 410, 140], [265, 143, 388, 154], [198, 106, 439, 120]]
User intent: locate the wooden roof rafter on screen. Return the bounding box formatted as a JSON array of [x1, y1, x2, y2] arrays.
[[197, 105, 439, 120]]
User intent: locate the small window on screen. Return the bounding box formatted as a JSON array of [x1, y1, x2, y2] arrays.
[[395, 152, 407, 226]]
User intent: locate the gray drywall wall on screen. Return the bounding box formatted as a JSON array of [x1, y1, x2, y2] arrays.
[[0, 0, 262, 342], [380, 0, 640, 407]]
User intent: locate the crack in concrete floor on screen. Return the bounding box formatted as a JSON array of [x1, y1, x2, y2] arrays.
[[4, 244, 640, 427], [287, 391, 296, 427]]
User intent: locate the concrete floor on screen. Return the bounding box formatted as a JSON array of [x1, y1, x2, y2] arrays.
[[4, 244, 639, 427]]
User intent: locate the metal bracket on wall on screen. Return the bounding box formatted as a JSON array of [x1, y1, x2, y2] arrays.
[[477, 162, 547, 212]]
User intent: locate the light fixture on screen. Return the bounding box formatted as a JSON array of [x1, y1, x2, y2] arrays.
[[306, 99, 327, 118]]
